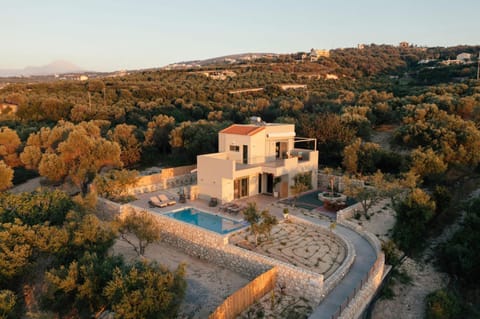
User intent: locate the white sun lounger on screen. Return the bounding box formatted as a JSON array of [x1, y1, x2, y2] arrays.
[[148, 196, 168, 208], [158, 194, 176, 206]]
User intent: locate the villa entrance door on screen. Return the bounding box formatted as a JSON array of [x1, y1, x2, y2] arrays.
[[266, 174, 273, 194]]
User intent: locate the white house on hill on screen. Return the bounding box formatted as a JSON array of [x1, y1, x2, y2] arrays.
[[456, 52, 472, 63], [197, 119, 318, 203]]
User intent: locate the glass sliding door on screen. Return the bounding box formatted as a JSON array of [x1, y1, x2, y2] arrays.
[[234, 177, 249, 199]]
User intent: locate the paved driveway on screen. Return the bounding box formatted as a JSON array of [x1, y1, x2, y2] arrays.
[[299, 215, 377, 319]]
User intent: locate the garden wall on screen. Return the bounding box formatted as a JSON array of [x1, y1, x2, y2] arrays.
[[332, 214, 385, 319], [318, 173, 364, 192], [128, 164, 197, 195], [125, 204, 325, 303], [336, 202, 364, 220], [96, 197, 128, 220]]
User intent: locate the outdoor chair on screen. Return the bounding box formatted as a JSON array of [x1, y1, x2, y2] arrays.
[[228, 204, 241, 214], [218, 203, 231, 212], [158, 194, 176, 206], [148, 196, 168, 208]]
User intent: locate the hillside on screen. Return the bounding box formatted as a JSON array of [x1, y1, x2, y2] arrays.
[[1, 43, 480, 318], [0, 60, 86, 77]]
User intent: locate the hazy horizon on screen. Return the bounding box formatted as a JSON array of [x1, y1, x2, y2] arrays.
[[1, 0, 479, 72]]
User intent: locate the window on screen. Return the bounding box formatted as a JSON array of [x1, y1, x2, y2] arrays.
[[230, 145, 240, 152]]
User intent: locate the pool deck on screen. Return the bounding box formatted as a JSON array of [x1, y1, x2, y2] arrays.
[[131, 190, 290, 221]]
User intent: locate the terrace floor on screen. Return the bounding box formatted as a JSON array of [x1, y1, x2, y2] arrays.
[[230, 221, 346, 278]]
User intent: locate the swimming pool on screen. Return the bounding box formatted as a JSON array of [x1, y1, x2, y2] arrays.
[[165, 207, 248, 234]]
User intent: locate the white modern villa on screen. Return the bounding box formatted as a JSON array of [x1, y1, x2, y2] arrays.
[[197, 118, 318, 203]]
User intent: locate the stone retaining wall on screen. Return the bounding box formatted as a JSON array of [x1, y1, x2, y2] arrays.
[[288, 214, 357, 301], [321, 230, 356, 298], [98, 200, 362, 306], [126, 204, 325, 303], [96, 197, 127, 219], [337, 253, 385, 319], [336, 202, 363, 220], [128, 204, 229, 247], [335, 211, 386, 319]]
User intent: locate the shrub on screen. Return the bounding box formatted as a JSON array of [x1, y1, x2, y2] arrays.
[[425, 289, 462, 319]]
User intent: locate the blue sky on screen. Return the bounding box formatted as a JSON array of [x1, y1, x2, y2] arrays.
[[1, 0, 478, 71]]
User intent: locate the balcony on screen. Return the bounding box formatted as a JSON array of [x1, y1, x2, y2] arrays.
[[234, 148, 317, 177]]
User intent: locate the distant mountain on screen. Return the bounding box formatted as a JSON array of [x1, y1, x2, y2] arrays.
[[164, 52, 279, 69], [0, 60, 85, 77]]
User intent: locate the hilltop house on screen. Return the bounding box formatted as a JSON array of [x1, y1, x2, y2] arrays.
[[309, 48, 330, 61], [456, 52, 472, 63], [197, 118, 318, 203]]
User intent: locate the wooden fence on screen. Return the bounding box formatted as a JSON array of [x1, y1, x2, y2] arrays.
[[209, 266, 278, 319]]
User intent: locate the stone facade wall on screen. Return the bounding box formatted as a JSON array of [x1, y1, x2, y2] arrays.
[[128, 173, 197, 195]]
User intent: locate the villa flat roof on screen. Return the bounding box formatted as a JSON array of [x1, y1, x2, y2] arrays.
[[220, 125, 265, 136]]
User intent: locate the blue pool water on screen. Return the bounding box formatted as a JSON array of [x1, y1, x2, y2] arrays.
[[165, 207, 248, 234]]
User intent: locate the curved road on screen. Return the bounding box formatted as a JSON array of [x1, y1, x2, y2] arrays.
[[298, 214, 377, 319]]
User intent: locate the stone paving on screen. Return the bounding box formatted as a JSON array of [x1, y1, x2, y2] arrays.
[[230, 221, 346, 278]]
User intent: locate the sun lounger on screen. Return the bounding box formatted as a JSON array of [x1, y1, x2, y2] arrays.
[[228, 204, 242, 214], [148, 196, 168, 208], [158, 194, 176, 206], [218, 203, 232, 212]]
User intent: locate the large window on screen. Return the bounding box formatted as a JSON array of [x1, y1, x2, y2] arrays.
[[230, 145, 240, 152], [234, 177, 249, 199]]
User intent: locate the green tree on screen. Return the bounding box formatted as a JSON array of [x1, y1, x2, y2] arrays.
[[297, 113, 356, 165], [38, 153, 67, 184], [395, 103, 480, 167], [290, 172, 312, 208], [342, 138, 361, 174], [425, 289, 462, 319], [243, 202, 278, 246], [393, 188, 436, 252], [144, 115, 175, 154], [108, 124, 142, 167], [0, 161, 13, 191], [439, 197, 480, 287], [44, 253, 125, 316], [116, 209, 161, 256], [93, 169, 138, 202], [342, 138, 382, 175], [343, 172, 385, 218], [0, 127, 21, 168], [104, 261, 186, 319], [0, 290, 16, 319], [20, 121, 121, 193]]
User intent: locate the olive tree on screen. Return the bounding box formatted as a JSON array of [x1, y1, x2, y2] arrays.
[[116, 209, 161, 256]]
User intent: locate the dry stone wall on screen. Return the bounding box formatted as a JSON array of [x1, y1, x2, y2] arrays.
[[126, 204, 325, 303]]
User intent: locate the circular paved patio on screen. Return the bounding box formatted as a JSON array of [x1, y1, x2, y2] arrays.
[[231, 221, 347, 278]]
